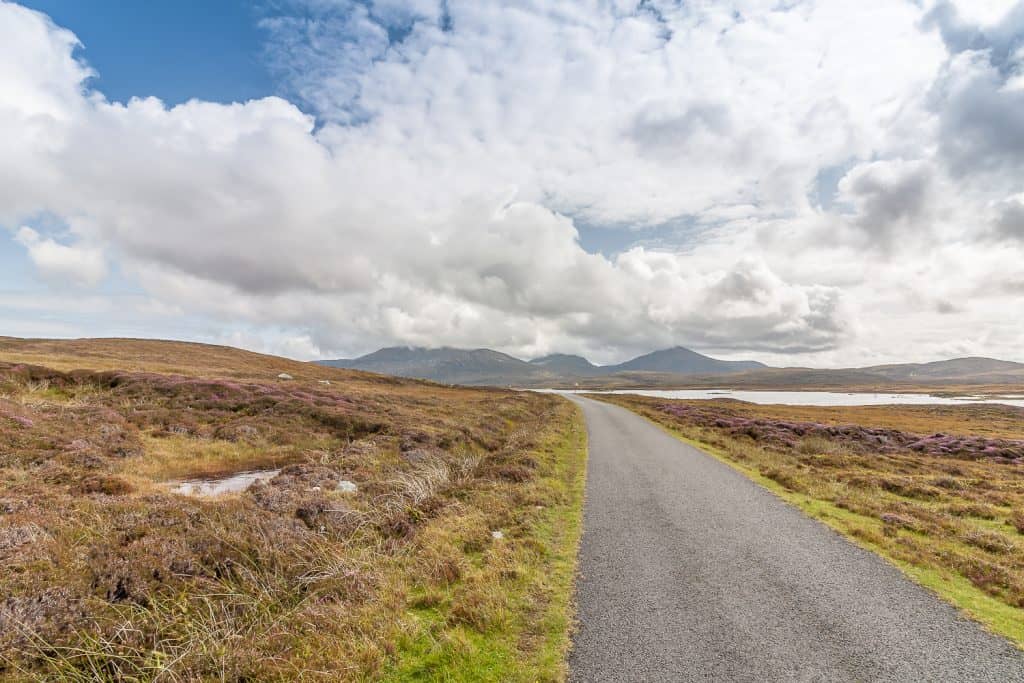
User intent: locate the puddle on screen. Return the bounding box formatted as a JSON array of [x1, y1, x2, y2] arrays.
[[172, 469, 280, 496]]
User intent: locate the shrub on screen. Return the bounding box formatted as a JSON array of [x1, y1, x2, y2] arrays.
[[963, 529, 1017, 555]]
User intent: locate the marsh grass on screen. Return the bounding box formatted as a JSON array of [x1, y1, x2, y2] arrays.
[[0, 340, 586, 680], [597, 393, 1024, 647]]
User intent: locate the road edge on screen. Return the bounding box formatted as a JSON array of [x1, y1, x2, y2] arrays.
[[588, 394, 1024, 651]]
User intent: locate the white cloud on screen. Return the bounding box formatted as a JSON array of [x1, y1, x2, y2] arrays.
[[941, 0, 1019, 28], [14, 226, 107, 286], [0, 0, 1022, 364]]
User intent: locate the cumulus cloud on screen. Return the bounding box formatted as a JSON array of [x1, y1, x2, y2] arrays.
[[13, 226, 106, 286], [0, 0, 1023, 364]]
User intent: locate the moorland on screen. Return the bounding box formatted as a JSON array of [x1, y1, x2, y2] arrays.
[[0, 338, 585, 681], [4, 335, 1024, 680]]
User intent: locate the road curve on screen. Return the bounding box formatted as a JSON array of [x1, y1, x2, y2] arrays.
[[566, 395, 1024, 682]]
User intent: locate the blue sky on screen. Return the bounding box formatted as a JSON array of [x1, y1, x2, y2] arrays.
[[3, 1, 277, 342], [1, 1, 1023, 365], [19, 0, 275, 105]]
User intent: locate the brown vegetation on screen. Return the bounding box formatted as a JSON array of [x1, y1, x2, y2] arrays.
[[0, 339, 585, 680]]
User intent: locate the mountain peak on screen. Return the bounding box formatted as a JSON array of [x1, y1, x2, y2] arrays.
[[529, 353, 601, 376], [608, 346, 766, 375], [317, 344, 767, 385]]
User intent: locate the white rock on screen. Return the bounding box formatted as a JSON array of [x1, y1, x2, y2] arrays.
[[337, 480, 358, 494], [277, 373, 294, 380], [311, 486, 322, 492], [491, 530, 504, 540], [318, 380, 331, 385]]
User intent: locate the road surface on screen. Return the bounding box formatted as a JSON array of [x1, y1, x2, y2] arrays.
[[566, 395, 1024, 682]]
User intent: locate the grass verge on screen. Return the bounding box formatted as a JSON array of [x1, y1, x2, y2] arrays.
[[592, 393, 1024, 649], [382, 404, 587, 681]]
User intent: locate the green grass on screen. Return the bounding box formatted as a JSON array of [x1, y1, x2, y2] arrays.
[[382, 403, 588, 681], [603, 399, 1024, 649]]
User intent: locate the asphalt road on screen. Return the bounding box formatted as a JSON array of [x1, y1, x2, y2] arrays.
[[566, 395, 1024, 682]]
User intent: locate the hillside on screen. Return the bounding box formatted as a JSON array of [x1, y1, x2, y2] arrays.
[[0, 336, 385, 383], [0, 337, 586, 680], [321, 346, 557, 385], [320, 345, 766, 386], [859, 357, 1024, 383], [529, 353, 603, 376], [603, 346, 767, 374]]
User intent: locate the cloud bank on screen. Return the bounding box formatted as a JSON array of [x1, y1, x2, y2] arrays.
[[1, 0, 1023, 365]]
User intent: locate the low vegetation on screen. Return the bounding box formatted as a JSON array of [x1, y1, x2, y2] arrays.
[[0, 340, 586, 681], [596, 394, 1024, 646]]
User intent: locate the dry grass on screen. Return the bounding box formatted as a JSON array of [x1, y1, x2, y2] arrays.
[[709, 400, 1024, 441], [0, 336, 395, 384], [0, 338, 586, 681], [596, 393, 1024, 645]]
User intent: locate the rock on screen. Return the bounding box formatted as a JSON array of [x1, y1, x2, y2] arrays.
[[318, 380, 331, 385], [277, 373, 294, 380], [401, 447, 433, 464], [336, 480, 358, 494], [491, 530, 504, 540], [880, 513, 912, 528]]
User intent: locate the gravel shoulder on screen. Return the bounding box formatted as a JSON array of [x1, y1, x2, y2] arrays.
[[567, 394, 1024, 683]]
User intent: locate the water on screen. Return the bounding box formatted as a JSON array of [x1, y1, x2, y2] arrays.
[[173, 468, 280, 496], [550, 389, 1024, 408]]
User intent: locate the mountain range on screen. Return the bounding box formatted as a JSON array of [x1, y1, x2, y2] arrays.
[[317, 346, 1024, 389]]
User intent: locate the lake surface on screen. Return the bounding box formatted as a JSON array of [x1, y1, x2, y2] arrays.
[[173, 468, 280, 496], [556, 389, 1024, 408]]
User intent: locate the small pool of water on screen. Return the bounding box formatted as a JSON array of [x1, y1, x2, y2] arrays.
[[547, 389, 1024, 407], [172, 469, 280, 496]]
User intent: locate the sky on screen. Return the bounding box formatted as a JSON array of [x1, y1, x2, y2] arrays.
[[1, 0, 1023, 367]]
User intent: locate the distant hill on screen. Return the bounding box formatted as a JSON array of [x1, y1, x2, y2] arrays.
[[604, 346, 767, 375], [318, 345, 767, 386], [529, 353, 603, 376], [319, 346, 556, 385], [858, 357, 1024, 382], [317, 346, 1024, 390]]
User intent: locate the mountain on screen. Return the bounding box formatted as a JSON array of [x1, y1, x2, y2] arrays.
[[319, 346, 555, 385], [529, 353, 602, 376], [857, 357, 1024, 383], [317, 346, 1024, 389], [318, 345, 767, 386], [604, 346, 767, 375]]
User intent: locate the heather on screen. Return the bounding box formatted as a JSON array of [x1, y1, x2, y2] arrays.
[[652, 401, 1024, 463], [598, 393, 1024, 645], [0, 345, 586, 681]]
